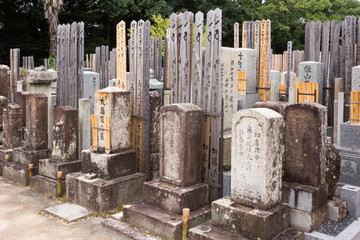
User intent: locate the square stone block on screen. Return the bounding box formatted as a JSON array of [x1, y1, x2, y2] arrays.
[[13, 148, 51, 166], [338, 150, 360, 187], [328, 200, 347, 222], [211, 197, 289, 240], [66, 172, 145, 212], [0, 147, 13, 162], [123, 201, 211, 240], [340, 184, 360, 218], [39, 159, 81, 180], [30, 175, 65, 197], [340, 123, 360, 150], [282, 182, 328, 212], [2, 161, 38, 186], [289, 204, 328, 232], [143, 180, 208, 214], [237, 93, 261, 110], [81, 149, 136, 180]]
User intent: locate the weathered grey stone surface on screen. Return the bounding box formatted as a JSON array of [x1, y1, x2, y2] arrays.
[[30, 175, 64, 197], [160, 104, 202, 187], [78, 98, 91, 156], [0, 65, 11, 99], [253, 101, 289, 116], [25, 93, 48, 150], [237, 48, 256, 94], [298, 62, 323, 104], [326, 140, 341, 199], [328, 200, 347, 222], [83, 71, 99, 114], [2, 161, 38, 186], [0, 96, 9, 130], [352, 66, 360, 91], [339, 149, 360, 186], [39, 159, 81, 179], [289, 205, 328, 232], [143, 180, 208, 214], [51, 106, 78, 161], [81, 149, 136, 180], [270, 70, 280, 102], [340, 123, 360, 151], [231, 108, 284, 210], [2, 104, 23, 149], [237, 93, 260, 110], [13, 148, 51, 166], [94, 87, 130, 152], [211, 197, 289, 240], [340, 184, 360, 218], [45, 203, 92, 222], [284, 103, 327, 187], [66, 172, 145, 212], [150, 92, 161, 153]]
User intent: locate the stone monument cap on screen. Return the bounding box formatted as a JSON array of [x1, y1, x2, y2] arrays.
[[27, 69, 56, 83]]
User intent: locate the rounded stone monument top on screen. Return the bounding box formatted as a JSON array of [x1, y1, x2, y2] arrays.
[[0, 96, 9, 106], [0, 65, 10, 70], [98, 86, 128, 93], [235, 107, 283, 120], [161, 103, 202, 114], [27, 69, 56, 83]]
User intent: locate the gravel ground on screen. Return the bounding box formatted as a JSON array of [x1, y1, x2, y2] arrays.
[[316, 214, 356, 237]]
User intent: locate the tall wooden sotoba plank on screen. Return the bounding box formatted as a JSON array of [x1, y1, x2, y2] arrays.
[[177, 13, 184, 102], [246, 21, 251, 48], [259, 20, 267, 101], [64, 24, 71, 106], [192, 11, 203, 107], [180, 11, 191, 103], [254, 21, 261, 87], [129, 21, 137, 150], [163, 37, 169, 87], [234, 22, 239, 48], [344, 16, 356, 94], [117, 21, 127, 90], [170, 13, 178, 103], [150, 37, 154, 71], [315, 21, 322, 62], [78, 22, 85, 105], [105, 45, 109, 86], [357, 18, 360, 66], [70, 22, 77, 108], [61, 25, 66, 106], [286, 41, 292, 96], [242, 21, 246, 48], [154, 37, 158, 80], [158, 37, 163, 82], [96, 46, 100, 73], [166, 29, 171, 89], [265, 20, 271, 100], [136, 21, 144, 116], [56, 25, 63, 106], [330, 20, 341, 84], [141, 20, 151, 178], [304, 22, 310, 61]]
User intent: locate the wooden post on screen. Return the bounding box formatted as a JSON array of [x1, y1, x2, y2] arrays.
[[57, 171, 63, 197], [182, 208, 190, 240], [29, 164, 33, 183]]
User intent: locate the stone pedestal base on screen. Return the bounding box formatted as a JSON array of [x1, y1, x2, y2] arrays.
[[30, 175, 64, 197], [143, 180, 208, 214], [13, 148, 51, 166], [66, 172, 145, 212], [282, 182, 328, 212], [123, 201, 211, 240], [0, 147, 14, 162], [237, 93, 260, 110], [39, 159, 81, 179], [289, 204, 328, 232], [211, 197, 289, 240], [338, 148, 360, 186], [189, 221, 304, 240], [2, 161, 38, 186], [81, 149, 137, 180]]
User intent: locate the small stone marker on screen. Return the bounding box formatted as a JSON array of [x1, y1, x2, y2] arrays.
[[284, 103, 327, 187], [298, 61, 323, 104], [2, 104, 23, 149], [160, 104, 202, 187], [231, 108, 284, 210], [238, 48, 256, 94], [270, 70, 280, 102], [352, 66, 360, 91]]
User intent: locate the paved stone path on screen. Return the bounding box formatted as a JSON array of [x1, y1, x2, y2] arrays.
[[0, 177, 129, 240]]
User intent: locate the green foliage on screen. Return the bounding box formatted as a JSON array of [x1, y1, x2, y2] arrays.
[[150, 14, 169, 39], [49, 56, 57, 70]]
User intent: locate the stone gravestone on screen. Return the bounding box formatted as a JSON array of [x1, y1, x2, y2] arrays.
[[270, 70, 280, 101], [0, 65, 11, 99], [298, 61, 323, 104], [122, 104, 210, 240], [66, 86, 145, 212], [82, 70, 100, 114], [283, 103, 329, 232], [30, 106, 81, 197], [189, 108, 303, 240], [3, 94, 51, 186]]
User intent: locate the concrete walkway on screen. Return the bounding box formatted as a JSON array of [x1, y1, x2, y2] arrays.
[[0, 177, 130, 240]]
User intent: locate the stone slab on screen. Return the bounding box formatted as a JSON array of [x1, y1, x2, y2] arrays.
[[149, 153, 159, 180], [340, 184, 360, 218], [338, 150, 360, 186], [66, 172, 145, 212], [222, 131, 231, 170], [81, 150, 136, 180], [123, 201, 211, 240], [237, 93, 260, 110], [351, 66, 360, 91], [289, 204, 328, 232], [39, 159, 81, 180], [326, 141, 341, 199], [339, 123, 360, 150], [336, 219, 360, 240], [13, 148, 51, 166], [253, 101, 290, 116], [328, 199, 347, 222], [30, 175, 65, 197], [304, 232, 335, 240], [102, 218, 161, 240], [83, 71, 99, 114], [45, 203, 92, 222], [222, 171, 231, 197], [143, 180, 208, 214], [282, 182, 328, 213], [237, 48, 257, 94], [189, 222, 304, 240], [2, 161, 38, 186], [211, 197, 289, 240]]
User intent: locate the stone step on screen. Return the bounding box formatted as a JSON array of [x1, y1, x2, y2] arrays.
[[66, 172, 146, 212], [2, 161, 38, 186], [189, 221, 304, 240], [122, 201, 211, 240], [30, 175, 65, 198]]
